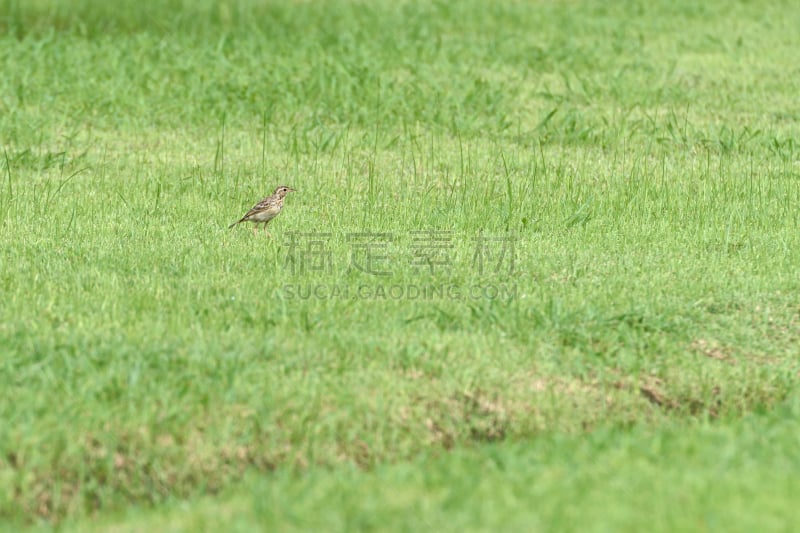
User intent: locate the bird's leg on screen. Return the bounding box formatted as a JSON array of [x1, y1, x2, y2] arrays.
[[252, 225, 259, 237]]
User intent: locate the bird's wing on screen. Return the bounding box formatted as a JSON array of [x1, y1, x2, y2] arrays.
[[238, 196, 277, 221], [254, 196, 278, 211]]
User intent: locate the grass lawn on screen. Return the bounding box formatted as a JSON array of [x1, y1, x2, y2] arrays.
[[72, 400, 800, 532], [1, 0, 799, 529]]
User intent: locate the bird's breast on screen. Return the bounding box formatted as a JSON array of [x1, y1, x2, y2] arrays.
[[250, 205, 281, 222]]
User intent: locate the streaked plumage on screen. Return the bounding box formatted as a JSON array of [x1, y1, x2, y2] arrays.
[[229, 185, 295, 236]]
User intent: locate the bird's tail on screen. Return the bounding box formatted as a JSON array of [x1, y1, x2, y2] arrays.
[[228, 220, 240, 229]]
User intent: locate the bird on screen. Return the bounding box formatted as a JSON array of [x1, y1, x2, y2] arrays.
[[228, 185, 296, 236]]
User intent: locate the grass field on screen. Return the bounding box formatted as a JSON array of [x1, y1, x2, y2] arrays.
[[2, 0, 800, 530]]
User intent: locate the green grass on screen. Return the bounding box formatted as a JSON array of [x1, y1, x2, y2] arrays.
[[1, 0, 800, 529], [71, 397, 800, 532]]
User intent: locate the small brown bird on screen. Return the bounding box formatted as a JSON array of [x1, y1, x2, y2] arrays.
[[228, 185, 296, 236]]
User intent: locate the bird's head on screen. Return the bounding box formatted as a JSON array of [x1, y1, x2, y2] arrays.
[[274, 185, 296, 198]]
